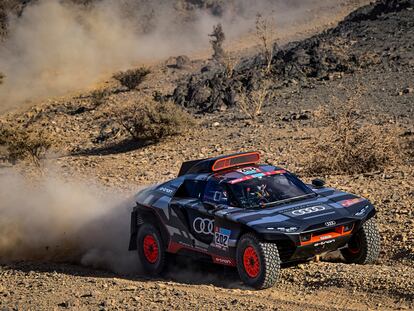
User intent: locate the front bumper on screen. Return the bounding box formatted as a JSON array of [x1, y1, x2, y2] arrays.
[[289, 233, 351, 261], [268, 223, 354, 262]]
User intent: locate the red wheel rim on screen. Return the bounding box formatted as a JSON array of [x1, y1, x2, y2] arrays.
[[243, 246, 260, 278], [348, 236, 361, 254], [143, 234, 159, 264], [348, 244, 360, 254]]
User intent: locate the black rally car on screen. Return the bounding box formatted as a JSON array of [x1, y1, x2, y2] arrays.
[[129, 152, 381, 289]]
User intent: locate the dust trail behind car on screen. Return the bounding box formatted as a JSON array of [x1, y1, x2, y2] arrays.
[[0, 0, 359, 112], [0, 169, 141, 274]]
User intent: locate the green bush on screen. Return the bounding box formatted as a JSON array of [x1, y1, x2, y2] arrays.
[[119, 100, 195, 142], [113, 67, 150, 90]]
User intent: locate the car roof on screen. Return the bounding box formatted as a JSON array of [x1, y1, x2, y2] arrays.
[[179, 164, 284, 182], [209, 164, 286, 183]]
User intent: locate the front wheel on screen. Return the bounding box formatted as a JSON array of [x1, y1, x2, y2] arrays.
[[341, 218, 381, 264], [137, 223, 166, 275], [236, 233, 281, 289]]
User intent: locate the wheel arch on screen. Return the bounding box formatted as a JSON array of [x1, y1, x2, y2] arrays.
[[129, 204, 170, 251], [236, 224, 267, 242]]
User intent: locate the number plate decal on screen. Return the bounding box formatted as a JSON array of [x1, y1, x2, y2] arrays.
[[214, 227, 231, 250]]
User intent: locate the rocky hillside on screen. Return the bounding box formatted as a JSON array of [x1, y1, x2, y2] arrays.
[[173, 0, 414, 114]]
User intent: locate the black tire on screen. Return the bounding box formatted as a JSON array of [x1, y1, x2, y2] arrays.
[[341, 218, 381, 264], [236, 233, 280, 289], [137, 223, 166, 275]]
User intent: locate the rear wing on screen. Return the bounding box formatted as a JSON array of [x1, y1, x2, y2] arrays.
[[178, 158, 206, 177], [178, 152, 260, 177]]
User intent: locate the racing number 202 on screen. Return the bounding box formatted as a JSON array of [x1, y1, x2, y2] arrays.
[[215, 232, 229, 248]]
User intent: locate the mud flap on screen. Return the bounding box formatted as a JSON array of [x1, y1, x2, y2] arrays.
[[128, 211, 138, 250]]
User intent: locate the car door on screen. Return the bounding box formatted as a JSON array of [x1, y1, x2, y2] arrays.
[[169, 179, 215, 245]]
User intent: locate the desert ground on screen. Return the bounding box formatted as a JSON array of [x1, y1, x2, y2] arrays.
[[0, 0, 413, 310]]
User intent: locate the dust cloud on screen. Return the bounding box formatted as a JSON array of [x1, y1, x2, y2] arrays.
[[0, 169, 141, 275], [0, 0, 347, 111]]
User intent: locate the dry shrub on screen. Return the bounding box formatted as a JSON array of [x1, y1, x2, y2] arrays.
[[237, 80, 270, 120], [0, 122, 51, 167], [0, 72, 4, 84], [255, 13, 278, 74], [221, 55, 237, 79], [119, 100, 196, 142], [305, 94, 402, 175], [358, 51, 382, 68], [209, 23, 226, 61], [90, 88, 110, 107], [113, 67, 150, 90], [402, 133, 414, 161]]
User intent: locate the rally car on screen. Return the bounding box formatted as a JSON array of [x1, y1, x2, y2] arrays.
[[129, 152, 381, 289]]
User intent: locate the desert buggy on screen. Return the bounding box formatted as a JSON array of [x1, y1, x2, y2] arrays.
[[129, 152, 381, 289]]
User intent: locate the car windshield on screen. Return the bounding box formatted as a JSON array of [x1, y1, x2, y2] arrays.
[[227, 173, 315, 209]]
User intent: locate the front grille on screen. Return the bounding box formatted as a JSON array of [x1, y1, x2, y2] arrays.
[[299, 223, 354, 246]]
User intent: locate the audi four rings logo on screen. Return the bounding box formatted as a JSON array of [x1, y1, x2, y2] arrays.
[[325, 221, 336, 226], [292, 205, 325, 216], [193, 217, 214, 235]]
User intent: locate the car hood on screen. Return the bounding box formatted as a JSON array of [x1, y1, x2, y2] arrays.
[[214, 188, 372, 232]]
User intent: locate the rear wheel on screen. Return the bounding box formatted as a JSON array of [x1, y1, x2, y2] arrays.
[[236, 233, 280, 289], [341, 218, 381, 264], [137, 223, 166, 274]]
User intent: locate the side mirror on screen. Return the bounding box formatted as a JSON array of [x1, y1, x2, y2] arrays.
[[312, 178, 325, 188]]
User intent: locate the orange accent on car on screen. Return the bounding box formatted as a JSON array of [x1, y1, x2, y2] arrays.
[[340, 198, 365, 207], [212, 152, 260, 172], [299, 224, 354, 246]]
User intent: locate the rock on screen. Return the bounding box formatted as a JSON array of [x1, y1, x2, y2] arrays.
[[57, 301, 71, 308], [403, 87, 413, 94], [176, 55, 191, 69]]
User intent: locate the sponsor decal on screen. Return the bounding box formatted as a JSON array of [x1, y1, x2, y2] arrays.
[[238, 167, 261, 175], [229, 170, 286, 184], [212, 256, 235, 266], [319, 235, 333, 240], [291, 205, 326, 216], [325, 221, 336, 227], [314, 239, 335, 247], [159, 187, 173, 194], [214, 227, 231, 249], [193, 217, 214, 235]]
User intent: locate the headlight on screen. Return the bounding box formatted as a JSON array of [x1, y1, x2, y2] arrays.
[[354, 205, 370, 216], [343, 223, 354, 232], [300, 233, 312, 242]]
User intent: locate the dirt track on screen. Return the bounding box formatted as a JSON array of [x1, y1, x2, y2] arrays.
[[1, 259, 412, 310]]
